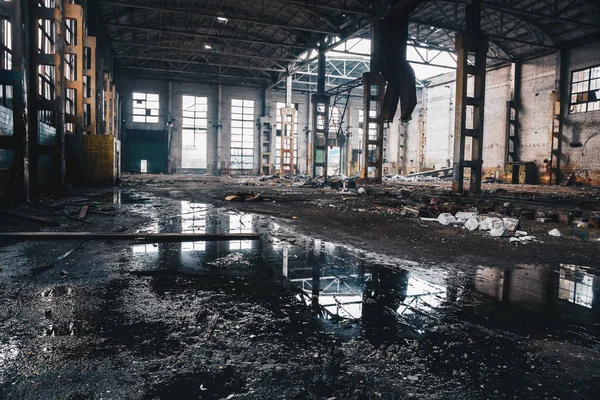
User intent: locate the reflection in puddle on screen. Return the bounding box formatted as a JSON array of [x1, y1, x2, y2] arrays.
[[129, 201, 600, 343]]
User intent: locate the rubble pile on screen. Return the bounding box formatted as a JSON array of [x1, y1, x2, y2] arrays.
[[384, 174, 451, 183]]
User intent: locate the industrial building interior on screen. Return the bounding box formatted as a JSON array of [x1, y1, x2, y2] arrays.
[[1, 0, 600, 398]]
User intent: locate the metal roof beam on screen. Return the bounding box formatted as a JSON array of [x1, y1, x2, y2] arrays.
[[100, 0, 341, 35], [105, 22, 315, 50], [111, 41, 300, 62], [120, 55, 286, 73], [122, 66, 271, 81]]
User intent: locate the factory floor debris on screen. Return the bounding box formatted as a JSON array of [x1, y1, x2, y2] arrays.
[[1, 174, 599, 399]]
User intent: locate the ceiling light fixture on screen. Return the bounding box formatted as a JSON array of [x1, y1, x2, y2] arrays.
[[217, 16, 228, 23]]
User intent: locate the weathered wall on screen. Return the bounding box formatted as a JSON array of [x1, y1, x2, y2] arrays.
[[560, 41, 600, 185], [518, 53, 557, 182]]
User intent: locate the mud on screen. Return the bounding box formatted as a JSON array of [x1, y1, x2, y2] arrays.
[[0, 174, 599, 399]]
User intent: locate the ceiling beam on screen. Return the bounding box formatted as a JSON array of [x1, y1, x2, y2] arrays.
[[111, 41, 300, 62], [100, 0, 341, 35], [121, 66, 271, 82], [105, 23, 315, 50], [120, 55, 286, 72]]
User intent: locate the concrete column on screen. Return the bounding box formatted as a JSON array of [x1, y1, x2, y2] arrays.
[[311, 40, 329, 177]]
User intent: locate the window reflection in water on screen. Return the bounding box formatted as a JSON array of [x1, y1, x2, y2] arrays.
[[181, 201, 209, 252], [229, 214, 253, 250], [558, 265, 594, 309]]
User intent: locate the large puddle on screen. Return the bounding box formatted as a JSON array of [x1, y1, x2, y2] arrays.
[[129, 200, 600, 343]]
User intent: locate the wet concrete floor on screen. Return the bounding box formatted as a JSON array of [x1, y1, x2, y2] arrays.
[[1, 189, 599, 399]]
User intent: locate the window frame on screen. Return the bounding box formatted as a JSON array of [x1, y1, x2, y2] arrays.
[[132, 92, 160, 124], [230, 98, 255, 170], [569, 64, 600, 114]]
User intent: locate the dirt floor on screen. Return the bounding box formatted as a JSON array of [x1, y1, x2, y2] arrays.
[[0, 174, 599, 399]]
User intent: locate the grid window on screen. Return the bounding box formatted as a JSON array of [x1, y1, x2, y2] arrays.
[[65, 19, 76, 46], [38, 64, 55, 100], [230, 99, 254, 170], [65, 88, 76, 115], [229, 214, 253, 250], [83, 47, 92, 69], [39, 0, 56, 7], [0, 84, 12, 109], [37, 19, 55, 54], [558, 266, 594, 308], [570, 66, 600, 113], [275, 102, 298, 170], [132, 92, 159, 123], [1, 19, 11, 71], [64, 53, 76, 81], [181, 201, 209, 252], [329, 106, 342, 138], [182, 95, 208, 169]]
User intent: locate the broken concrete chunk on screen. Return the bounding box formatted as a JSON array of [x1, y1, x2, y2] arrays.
[[455, 211, 478, 223], [515, 230, 528, 237], [490, 227, 507, 237], [357, 187, 366, 195], [502, 218, 519, 232], [548, 228, 562, 237], [438, 213, 457, 226], [464, 217, 480, 231], [509, 237, 521, 243], [478, 217, 501, 231]]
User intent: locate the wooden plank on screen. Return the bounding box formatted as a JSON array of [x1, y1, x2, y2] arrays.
[[0, 232, 260, 242], [1, 211, 60, 226]]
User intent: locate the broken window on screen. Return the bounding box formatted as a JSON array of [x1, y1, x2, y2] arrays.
[[181, 95, 208, 169], [274, 102, 298, 170], [180, 201, 208, 252], [229, 214, 253, 250], [65, 88, 76, 116], [64, 53, 76, 81], [37, 19, 55, 54], [0, 19, 11, 71], [38, 0, 56, 7], [570, 66, 600, 113], [132, 92, 159, 123], [65, 19, 76, 46], [38, 64, 55, 100], [558, 265, 594, 308], [230, 99, 254, 170]]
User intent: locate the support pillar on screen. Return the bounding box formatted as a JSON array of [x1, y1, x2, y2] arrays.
[[311, 41, 328, 177], [279, 74, 296, 175], [452, 0, 488, 194], [506, 62, 521, 165], [361, 73, 386, 181], [361, 22, 386, 182]]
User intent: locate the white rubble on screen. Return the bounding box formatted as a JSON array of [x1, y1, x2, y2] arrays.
[[548, 228, 562, 237], [455, 211, 479, 223], [515, 230, 528, 237], [464, 217, 480, 231], [502, 217, 519, 232], [478, 217, 502, 231], [438, 213, 457, 226]]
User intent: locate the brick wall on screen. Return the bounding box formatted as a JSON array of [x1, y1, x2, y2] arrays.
[[83, 135, 119, 185]]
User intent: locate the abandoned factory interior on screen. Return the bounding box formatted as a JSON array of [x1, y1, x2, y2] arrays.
[[1, 0, 600, 398]]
